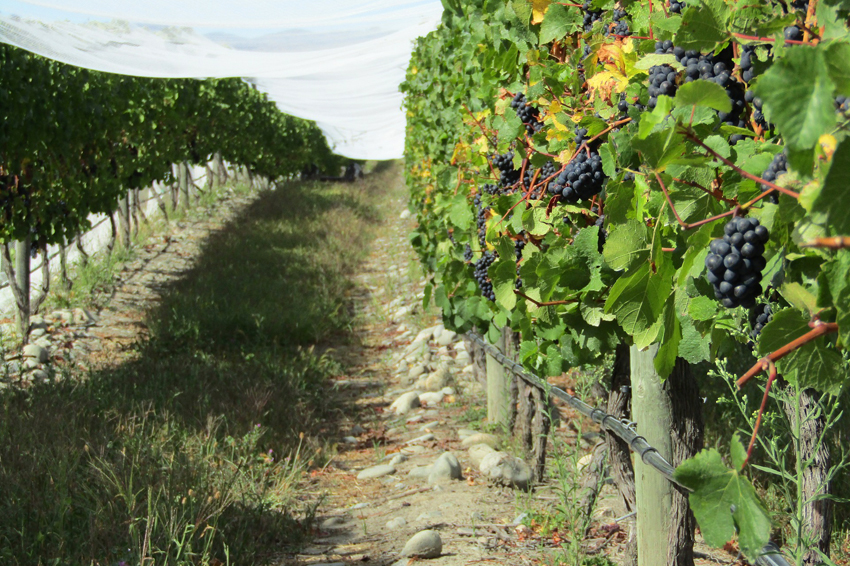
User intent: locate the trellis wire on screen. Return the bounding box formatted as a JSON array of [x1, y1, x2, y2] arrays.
[[466, 332, 789, 566]]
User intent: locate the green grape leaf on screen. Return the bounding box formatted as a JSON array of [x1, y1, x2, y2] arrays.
[[673, 441, 771, 560], [539, 4, 581, 44], [819, 250, 850, 345], [825, 41, 850, 95], [688, 295, 718, 321], [675, 0, 729, 51], [449, 193, 474, 229], [654, 294, 682, 378], [604, 263, 670, 336], [602, 219, 649, 271], [811, 139, 850, 235], [674, 79, 732, 113], [754, 45, 837, 150]]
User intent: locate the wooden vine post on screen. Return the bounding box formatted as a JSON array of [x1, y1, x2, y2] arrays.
[[14, 238, 31, 338], [179, 161, 191, 210], [631, 344, 674, 566], [486, 327, 513, 429], [118, 191, 131, 246]]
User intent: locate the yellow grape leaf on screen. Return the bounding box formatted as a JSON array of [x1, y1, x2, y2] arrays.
[[587, 71, 628, 100], [549, 99, 562, 114], [556, 148, 576, 164], [531, 0, 551, 25], [622, 37, 635, 53], [820, 134, 837, 160]]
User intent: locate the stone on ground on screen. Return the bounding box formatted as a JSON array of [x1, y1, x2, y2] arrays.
[[479, 451, 532, 491], [390, 391, 421, 415], [428, 452, 462, 484], [357, 464, 396, 480], [467, 443, 497, 467], [386, 516, 407, 530], [401, 529, 442, 558], [461, 432, 499, 449], [22, 344, 48, 363]]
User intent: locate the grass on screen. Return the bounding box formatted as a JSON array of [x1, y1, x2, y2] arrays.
[[0, 164, 400, 565]]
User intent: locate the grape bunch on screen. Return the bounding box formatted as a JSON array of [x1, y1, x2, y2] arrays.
[[745, 90, 769, 129], [739, 45, 758, 84], [511, 93, 544, 135], [784, 26, 803, 41], [582, 1, 602, 31], [647, 64, 678, 109], [595, 214, 607, 253], [492, 151, 520, 189], [605, 9, 630, 37], [474, 251, 497, 301], [548, 151, 606, 203], [521, 167, 547, 199], [669, 0, 686, 13], [482, 183, 500, 196], [617, 93, 645, 117], [705, 217, 769, 309], [514, 238, 526, 289], [474, 194, 490, 246], [748, 303, 774, 339], [463, 244, 473, 262], [760, 151, 787, 204]]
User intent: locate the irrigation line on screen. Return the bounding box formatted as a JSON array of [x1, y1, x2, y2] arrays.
[[466, 332, 790, 566]]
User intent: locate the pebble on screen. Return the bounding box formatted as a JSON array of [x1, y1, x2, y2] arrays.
[[31, 369, 49, 381], [479, 452, 532, 491], [418, 391, 444, 406], [416, 510, 443, 522], [428, 452, 462, 484], [401, 529, 442, 558], [461, 433, 499, 449], [436, 330, 457, 346], [400, 209, 411, 219], [389, 453, 408, 466], [424, 364, 451, 391], [405, 433, 435, 444], [408, 465, 433, 479], [468, 444, 497, 468], [390, 391, 421, 415], [386, 516, 407, 530], [357, 464, 396, 480], [401, 445, 427, 455], [22, 344, 48, 363], [320, 516, 349, 529], [342, 436, 358, 444]]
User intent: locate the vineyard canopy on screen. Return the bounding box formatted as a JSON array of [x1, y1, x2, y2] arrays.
[[0, 0, 445, 159]]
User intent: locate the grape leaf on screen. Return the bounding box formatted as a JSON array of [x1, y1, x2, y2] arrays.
[[754, 45, 837, 150], [604, 263, 670, 336], [676, 0, 729, 51], [449, 193, 474, 228], [673, 440, 771, 560], [602, 219, 649, 271], [654, 294, 682, 378], [674, 79, 732, 113], [539, 3, 581, 44], [811, 139, 850, 236]]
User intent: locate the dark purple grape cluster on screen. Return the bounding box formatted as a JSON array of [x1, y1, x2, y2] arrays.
[[705, 217, 769, 309], [595, 214, 607, 253], [474, 251, 497, 301], [474, 194, 490, 246], [574, 126, 590, 145], [492, 151, 520, 189], [761, 151, 787, 204], [739, 45, 757, 84], [618, 93, 645, 117], [582, 1, 602, 31], [548, 151, 606, 203], [748, 303, 774, 339], [784, 26, 803, 41], [648, 64, 678, 109], [463, 244, 473, 262], [521, 167, 546, 199], [539, 161, 558, 184], [514, 236, 527, 289], [482, 183, 500, 195], [669, 0, 686, 13], [605, 9, 630, 37], [511, 93, 544, 135], [745, 90, 769, 129]]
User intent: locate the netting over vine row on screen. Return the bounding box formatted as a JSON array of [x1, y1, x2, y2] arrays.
[[0, 0, 444, 159]]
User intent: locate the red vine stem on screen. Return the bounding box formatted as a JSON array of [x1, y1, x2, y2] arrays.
[[731, 32, 815, 46], [681, 130, 801, 199], [741, 359, 778, 470], [653, 170, 740, 230], [736, 321, 839, 388]]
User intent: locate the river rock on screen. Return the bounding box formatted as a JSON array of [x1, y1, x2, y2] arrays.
[[22, 344, 48, 363], [408, 465, 433, 479], [357, 464, 396, 480], [408, 363, 427, 381], [436, 330, 457, 346], [424, 364, 451, 391], [387, 516, 407, 530], [406, 433, 435, 444], [418, 391, 444, 406], [390, 391, 421, 415], [401, 530, 442, 558], [468, 444, 496, 467], [428, 452, 462, 483], [479, 452, 532, 491], [457, 428, 478, 440], [461, 433, 499, 449], [389, 453, 408, 466]]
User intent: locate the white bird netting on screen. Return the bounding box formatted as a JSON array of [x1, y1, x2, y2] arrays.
[[0, 0, 445, 159]]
